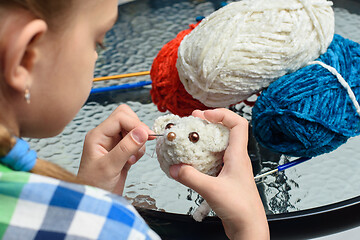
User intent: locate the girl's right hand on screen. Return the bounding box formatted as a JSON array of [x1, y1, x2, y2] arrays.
[[78, 104, 153, 195], [169, 108, 270, 240]]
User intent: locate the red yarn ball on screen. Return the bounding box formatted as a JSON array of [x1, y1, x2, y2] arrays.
[[150, 22, 212, 117]]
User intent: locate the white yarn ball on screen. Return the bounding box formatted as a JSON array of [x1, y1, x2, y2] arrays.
[[176, 0, 335, 107]]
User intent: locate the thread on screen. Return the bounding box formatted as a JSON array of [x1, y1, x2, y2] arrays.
[[150, 22, 212, 117], [308, 60, 360, 116], [176, 0, 334, 108], [252, 34, 360, 157]]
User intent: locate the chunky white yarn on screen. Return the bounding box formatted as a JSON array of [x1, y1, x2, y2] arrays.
[[153, 114, 229, 178], [176, 0, 335, 107], [153, 114, 230, 222]]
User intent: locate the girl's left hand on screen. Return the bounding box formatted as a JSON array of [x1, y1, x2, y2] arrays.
[[77, 104, 154, 195]]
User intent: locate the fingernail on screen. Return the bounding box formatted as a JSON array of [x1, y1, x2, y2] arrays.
[[128, 155, 137, 165], [169, 164, 181, 179], [131, 128, 147, 144]]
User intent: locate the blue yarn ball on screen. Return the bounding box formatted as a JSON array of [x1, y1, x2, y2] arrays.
[[252, 34, 360, 158]]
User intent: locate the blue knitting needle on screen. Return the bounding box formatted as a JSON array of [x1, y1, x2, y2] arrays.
[[90, 80, 152, 94], [254, 157, 312, 181]]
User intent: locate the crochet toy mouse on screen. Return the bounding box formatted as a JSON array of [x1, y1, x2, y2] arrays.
[[153, 114, 230, 221]]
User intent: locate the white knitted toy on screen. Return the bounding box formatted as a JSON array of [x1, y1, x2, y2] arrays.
[[153, 114, 230, 221], [176, 0, 334, 107]]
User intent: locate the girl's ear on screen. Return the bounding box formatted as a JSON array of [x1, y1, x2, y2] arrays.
[[3, 19, 47, 93]]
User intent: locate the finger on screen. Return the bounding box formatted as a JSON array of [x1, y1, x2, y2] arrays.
[[203, 108, 247, 130], [192, 110, 206, 119], [228, 120, 249, 150], [112, 114, 149, 137], [169, 164, 213, 197], [111, 104, 139, 119], [115, 105, 153, 135], [93, 113, 139, 139], [88, 114, 140, 152], [128, 145, 146, 165], [202, 109, 250, 172], [100, 104, 152, 138], [220, 123, 250, 175], [202, 108, 249, 151], [112, 163, 131, 195], [92, 113, 151, 153], [106, 126, 148, 170], [222, 147, 252, 176]]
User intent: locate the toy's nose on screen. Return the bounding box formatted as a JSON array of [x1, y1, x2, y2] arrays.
[[167, 132, 176, 141]]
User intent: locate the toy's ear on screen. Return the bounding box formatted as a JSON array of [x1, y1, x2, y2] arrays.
[[153, 114, 180, 134], [206, 123, 230, 152]]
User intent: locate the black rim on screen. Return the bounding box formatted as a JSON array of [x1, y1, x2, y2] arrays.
[[137, 195, 360, 239]]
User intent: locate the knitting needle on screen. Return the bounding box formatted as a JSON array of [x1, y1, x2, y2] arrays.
[[147, 134, 164, 141], [148, 133, 311, 177], [254, 157, 311, 181], [93, 71, 150, 82], [90, 81, 152, 94], [148, 134, 164, 137]]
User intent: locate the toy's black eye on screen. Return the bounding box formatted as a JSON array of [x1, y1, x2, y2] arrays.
[[165, 123, 174, 129], [189, 132, 200, 143]]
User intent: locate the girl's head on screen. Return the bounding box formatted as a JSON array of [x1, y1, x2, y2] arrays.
[[0, 0, 118, 138]]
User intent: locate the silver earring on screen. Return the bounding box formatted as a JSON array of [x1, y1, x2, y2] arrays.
[[24, 87, 30, 104]]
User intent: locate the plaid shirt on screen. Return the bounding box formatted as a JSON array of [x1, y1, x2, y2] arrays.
[[0, 164, 161, 240]]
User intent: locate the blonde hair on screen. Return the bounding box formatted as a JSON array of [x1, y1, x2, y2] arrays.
[[0, 0, 86, 185]]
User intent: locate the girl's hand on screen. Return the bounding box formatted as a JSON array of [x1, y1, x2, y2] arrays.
[[77, 104, 153, 195], [169, 108, 269, 240]]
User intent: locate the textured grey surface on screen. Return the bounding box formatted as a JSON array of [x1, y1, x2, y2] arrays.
[[27, 0, 360, 217]]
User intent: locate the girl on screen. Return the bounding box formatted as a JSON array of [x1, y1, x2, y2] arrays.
[[0, 0, 269, 239]]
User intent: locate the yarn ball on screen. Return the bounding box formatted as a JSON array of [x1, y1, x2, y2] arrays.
[[176, 0, 334, 108], [252, 34, 360, 158], [153, 114, 230, 177], [150, 22, 211, 117]]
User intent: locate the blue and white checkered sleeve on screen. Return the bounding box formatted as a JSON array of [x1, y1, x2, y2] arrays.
[[1, 173, 161, 240], [59, 179, 162, 240]]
